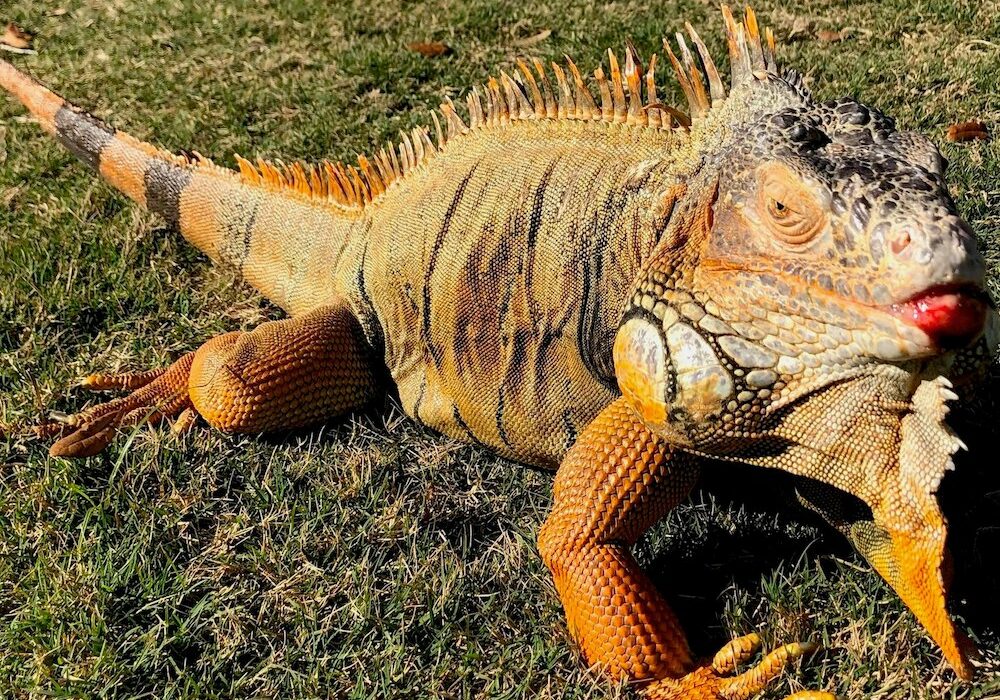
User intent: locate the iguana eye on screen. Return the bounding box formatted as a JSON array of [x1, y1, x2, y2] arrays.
[[758, 164, 825, 245], [768, 198, 790, 218]]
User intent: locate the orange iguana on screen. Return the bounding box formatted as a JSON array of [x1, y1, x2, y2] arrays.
[[2, 6, 996, 698]]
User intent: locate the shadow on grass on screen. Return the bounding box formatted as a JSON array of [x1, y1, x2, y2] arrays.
[[227, 374, 1000, 659], [645, 464, 847, 654], [942, 411, 1000, 640], [644, 369, 1000, 659], [938, 368, 1000, 647]]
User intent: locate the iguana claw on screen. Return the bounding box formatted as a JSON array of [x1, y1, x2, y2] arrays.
[[47, 410, 77, 425], [642, 633, 833, 700], [40, 355, 195, 458], [46, 409, 124, 458]]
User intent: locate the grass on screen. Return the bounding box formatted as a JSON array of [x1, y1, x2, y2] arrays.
[[1, 0, 1000, 698]]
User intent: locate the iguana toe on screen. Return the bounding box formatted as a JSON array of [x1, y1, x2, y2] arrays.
[[171, 406, 200, 436], [642, 635, 831, 700], [711, 632, 762, 675], [46, 354, 195, 458], [77, 367, 168, 391], [48, 409, 124, 458], [717, 640, 819, 699]]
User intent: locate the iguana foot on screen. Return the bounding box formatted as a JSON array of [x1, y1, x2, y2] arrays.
[[37, 353, 196, 458], [643, 633, 834, 700], [37, 303, 379, 458]]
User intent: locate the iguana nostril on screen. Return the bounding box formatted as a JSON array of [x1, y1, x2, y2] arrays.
[[890, 228, 912, 256]]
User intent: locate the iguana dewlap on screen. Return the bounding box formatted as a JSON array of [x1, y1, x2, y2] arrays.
[[3, 5, 996, 698]]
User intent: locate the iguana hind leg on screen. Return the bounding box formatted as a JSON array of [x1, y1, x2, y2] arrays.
[[538, 398, 833, 700], [42, 303, 379, 457]]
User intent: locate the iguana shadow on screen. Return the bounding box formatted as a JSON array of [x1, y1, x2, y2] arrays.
[[263, 381, 1000, 658], [647, 427, 1000, 657]]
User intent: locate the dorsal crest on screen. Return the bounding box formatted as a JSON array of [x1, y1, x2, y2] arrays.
[[228, 4, 792, 210]]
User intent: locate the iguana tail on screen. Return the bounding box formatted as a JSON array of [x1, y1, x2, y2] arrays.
[[0, 59, 358, 315]]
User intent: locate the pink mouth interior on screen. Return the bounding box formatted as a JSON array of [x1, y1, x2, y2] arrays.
[[892, 286, 988, 348]]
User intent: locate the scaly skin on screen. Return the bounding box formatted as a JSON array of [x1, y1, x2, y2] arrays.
[[3, 5, 996, 697]]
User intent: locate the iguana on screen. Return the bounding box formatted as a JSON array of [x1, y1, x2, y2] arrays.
[[2, 5, 996, 698]]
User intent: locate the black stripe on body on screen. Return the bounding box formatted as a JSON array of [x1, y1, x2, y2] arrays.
[[54, 106, 114, 171], [144, 159, 192, 226], [451, 404, 483, 446], [413, 375, 427, 423], [533, 311, 572, 389], [493, 235, 517, 450], [561, 409, 578, 451], [421, 165, 479, 369], [492, 163, 559, 450], [521, 158, 558, 292], [577, 187, 623, 392], [356, 237, 386, 356], [494, 389, 515, 449], [235, 199, 261, 276]]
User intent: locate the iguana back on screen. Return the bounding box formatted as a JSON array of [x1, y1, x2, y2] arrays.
[[0, 50, 694, 468]]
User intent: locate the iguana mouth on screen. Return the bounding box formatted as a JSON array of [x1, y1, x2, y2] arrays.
[[890, 284, 989, 350]]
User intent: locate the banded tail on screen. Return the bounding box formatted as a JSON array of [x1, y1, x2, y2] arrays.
[[0, 59, 356, 315]]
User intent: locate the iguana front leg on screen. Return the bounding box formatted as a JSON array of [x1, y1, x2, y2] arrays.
[[538, 398, 833, 700], [39, 303, 379, 457]]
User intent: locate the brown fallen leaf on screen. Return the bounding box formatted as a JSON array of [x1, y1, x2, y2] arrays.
[[946, 120, 990, 143], [407, 41, 450, 58], [817, 29, 848, 43], [513, 28, 551, 48], [1, 22, 33, 52]]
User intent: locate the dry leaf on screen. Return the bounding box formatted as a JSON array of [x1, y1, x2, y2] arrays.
[[946, 120, 990, 143], [513, 28, 551, 48], [1, 23, 34, 52], [48, 8, 69, 17], [407, 41, 450, 58], [817, 29, 848, 43]]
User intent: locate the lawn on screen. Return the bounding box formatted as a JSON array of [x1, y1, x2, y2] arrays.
[[2, 0, 1000, 698]]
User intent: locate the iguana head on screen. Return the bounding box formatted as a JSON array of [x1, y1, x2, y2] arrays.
[[667, 7, 991, 368], [701, 89, 988, 363], [614, 5, 991, 680]]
